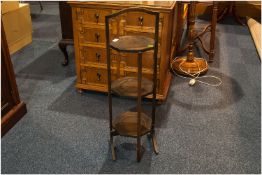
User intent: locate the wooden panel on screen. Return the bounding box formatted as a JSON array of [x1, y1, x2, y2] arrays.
[[76, 8, 112, 24], [72, 7, 82, 84], [2, 3, 32, 54], [1, 102, 27, 137], [79, 46, 107, 64], [1, 50, 15, 116], [1, 20, 27, 137], [69, 1, 176, 11], [125, 12, 155, 27], [78, 26, 106, 44], [80, 66, 108, 85], [80, 65, 119, 85]]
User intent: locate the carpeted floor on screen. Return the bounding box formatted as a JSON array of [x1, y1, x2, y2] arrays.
[[1, 2, 261, 174]]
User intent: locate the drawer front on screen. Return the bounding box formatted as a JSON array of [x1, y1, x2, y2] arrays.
[[76, 8, 112, 24], [79, 46, 119, 65], [80, 66, 118, 85], [80, 67, 108, 85], [78, 27, 106, 44], [80, 46, 107, 64], [125, 12, 155, 27]]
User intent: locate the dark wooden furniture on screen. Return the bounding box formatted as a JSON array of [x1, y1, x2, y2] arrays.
[[106, 8, 159, 162], [217, 1, 245, 26], [1, 21, 27, 137], [58, 1, 74, 66]]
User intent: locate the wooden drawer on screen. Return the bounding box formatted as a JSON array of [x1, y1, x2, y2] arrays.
[[78, 26, 106, 44], [80, 66, 108, 85], [76, 8, 112, 24], [79, 46, 119, 64], [80, 46, 107, 64], [80, 66, 119, 85], [125, 12, 155, 27]]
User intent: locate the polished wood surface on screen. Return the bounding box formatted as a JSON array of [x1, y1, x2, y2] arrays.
[[69, 1, 184, 101], [110, 35, 154, 52], [69, 1, 175, 11], [112, 112, 152, 137], [1, 21, 27, 137], [111, 77, 153, 97]]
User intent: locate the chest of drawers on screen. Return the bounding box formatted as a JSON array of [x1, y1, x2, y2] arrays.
[[69, 1, 183, 101]]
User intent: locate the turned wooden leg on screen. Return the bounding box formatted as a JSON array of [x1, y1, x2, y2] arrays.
[[58, 39, 74, 66], [59, 41, 69, 66], [232, 2, 246, 26], [187, 3, 191, 31], [209, 2, 218, 62], [175, 2, 187, 54]]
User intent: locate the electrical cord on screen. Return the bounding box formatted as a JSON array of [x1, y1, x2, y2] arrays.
[[170, 57, 222, 87]]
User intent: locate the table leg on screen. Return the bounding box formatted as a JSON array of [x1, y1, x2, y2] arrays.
[[58, 39, 74, 66], [209, 2, 218, 62]]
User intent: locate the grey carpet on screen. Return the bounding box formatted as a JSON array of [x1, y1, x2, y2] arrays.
[[1, 2, 261, 174]]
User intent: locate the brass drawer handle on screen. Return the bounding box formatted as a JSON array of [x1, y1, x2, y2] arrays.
[[97, 72, 101, 81], [95, 32, 100, 42], [138, 16, 143, 26], [96, 52, 101, 62], [94, 13, 99, 23]]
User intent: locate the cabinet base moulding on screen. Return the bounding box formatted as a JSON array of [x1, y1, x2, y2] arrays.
[[1, 102, 27, 137]]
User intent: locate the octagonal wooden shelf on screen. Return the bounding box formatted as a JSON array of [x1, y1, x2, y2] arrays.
[[110, 35, 154, 53], [112, 111, 152, 137], [111, 77, 153, 97]]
